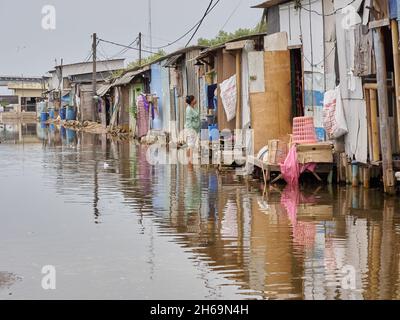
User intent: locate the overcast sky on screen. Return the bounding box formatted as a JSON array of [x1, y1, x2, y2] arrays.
[[0, 0, 263, 76]]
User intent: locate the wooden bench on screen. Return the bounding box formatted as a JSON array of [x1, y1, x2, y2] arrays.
[[248, 142, 334, 185]]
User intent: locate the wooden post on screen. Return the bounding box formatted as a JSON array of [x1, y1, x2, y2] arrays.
[[340, 153, 347, 183], [352, 161, 359, 187], [359, 166, 364, 185], [369, 89, 380, 162], [235, 51, 241, 130], [364, 88, 373, 160], [92, 33, 97, 123], [363, 165, 370, 189], [346, 161, 352, 185], [373, 28, 395, 195], [391, 20, 400, 149]]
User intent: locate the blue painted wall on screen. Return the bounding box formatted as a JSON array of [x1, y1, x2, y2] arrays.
[[150, 63, 163, 130]]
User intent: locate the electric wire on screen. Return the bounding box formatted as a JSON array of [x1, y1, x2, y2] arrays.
[[148, 0, 222, 50], [184, 0, 216, 47], [97, 38, 158, 55]]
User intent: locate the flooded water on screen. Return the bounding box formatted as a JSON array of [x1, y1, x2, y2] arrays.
[[1, 122, 400, 300]]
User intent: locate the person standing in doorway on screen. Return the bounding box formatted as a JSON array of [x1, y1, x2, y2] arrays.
[[184, 95, 200, 165]]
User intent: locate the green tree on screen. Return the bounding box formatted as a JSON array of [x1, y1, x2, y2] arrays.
[[197, 22, 266, 47], [127, 50, 166, 69]]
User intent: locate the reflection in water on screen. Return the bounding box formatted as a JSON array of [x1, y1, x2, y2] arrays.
[[1, 122, 400, 299]]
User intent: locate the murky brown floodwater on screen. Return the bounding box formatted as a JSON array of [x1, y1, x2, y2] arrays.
[[1, 122, 400, 300]]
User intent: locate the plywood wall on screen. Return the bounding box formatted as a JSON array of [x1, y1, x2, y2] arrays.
[[250, 50, 292, 153], [217, 50, 236, 132], [119, 86, 130, 131]]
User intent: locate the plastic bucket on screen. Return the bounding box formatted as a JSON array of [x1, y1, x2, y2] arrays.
[[40, 112, 49, 122], [208, 124, 219, 141], [66, 107, 76, 121]]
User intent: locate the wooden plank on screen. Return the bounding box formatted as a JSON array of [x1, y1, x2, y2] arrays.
[[235, 51, 241, 130], [369, 89, 381, 162], [249, 50, 292, 153], [217, 50, 236, 132], [264, 32, 288, 51], [368, 18, 390, 29], [364, 88, 373, 160], [225, 40, 248, 51]]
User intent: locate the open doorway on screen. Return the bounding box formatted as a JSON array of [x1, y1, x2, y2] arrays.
[[290, 48, 304, 118]]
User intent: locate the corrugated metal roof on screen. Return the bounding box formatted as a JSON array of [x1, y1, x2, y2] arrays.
[[191, 33, 266, 61], [164, 54, 184, 67], [251, 0, 290, 8], [122, 45, 208, 74], [112, 66, 150, 87], [97, 83, 112, 97]]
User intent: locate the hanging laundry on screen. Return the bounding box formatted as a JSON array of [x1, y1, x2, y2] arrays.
[[207, 84, 217, 109], [136, 94, 149, 138]]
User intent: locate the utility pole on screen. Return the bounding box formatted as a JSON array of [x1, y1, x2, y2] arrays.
[[139, 32, 142, 67], [92, 32, 97, 122]]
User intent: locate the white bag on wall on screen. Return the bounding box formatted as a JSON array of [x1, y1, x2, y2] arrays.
[[220, 75, 237, 122], [323, 85, 348, 139]]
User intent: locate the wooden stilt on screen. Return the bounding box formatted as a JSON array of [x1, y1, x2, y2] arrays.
[[364, 88, 373, 160], [346, 161, 352, 185], [340, 153, 347, 183], [359, 166, 364, 185], [352, 162, 359, 187], [373, 27, 395, 195], [363, 165, 371, 189]]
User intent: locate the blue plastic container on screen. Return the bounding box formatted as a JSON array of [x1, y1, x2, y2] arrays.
[[66, 107, 76, 121], [40, 112, 49, 122], [49, 108, 55, 119], [60, 107, 66, 120], [208, 124, 219, 141]]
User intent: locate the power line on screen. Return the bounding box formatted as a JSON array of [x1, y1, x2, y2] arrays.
[[220, 0, 243, 31], [141, 33, 186, 49], [97, 38, 158, 55], [185, 0, 217, 47], [108, 36, 139, 59], [148, 0, 222, 50], [296, 0, 357, 16]]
